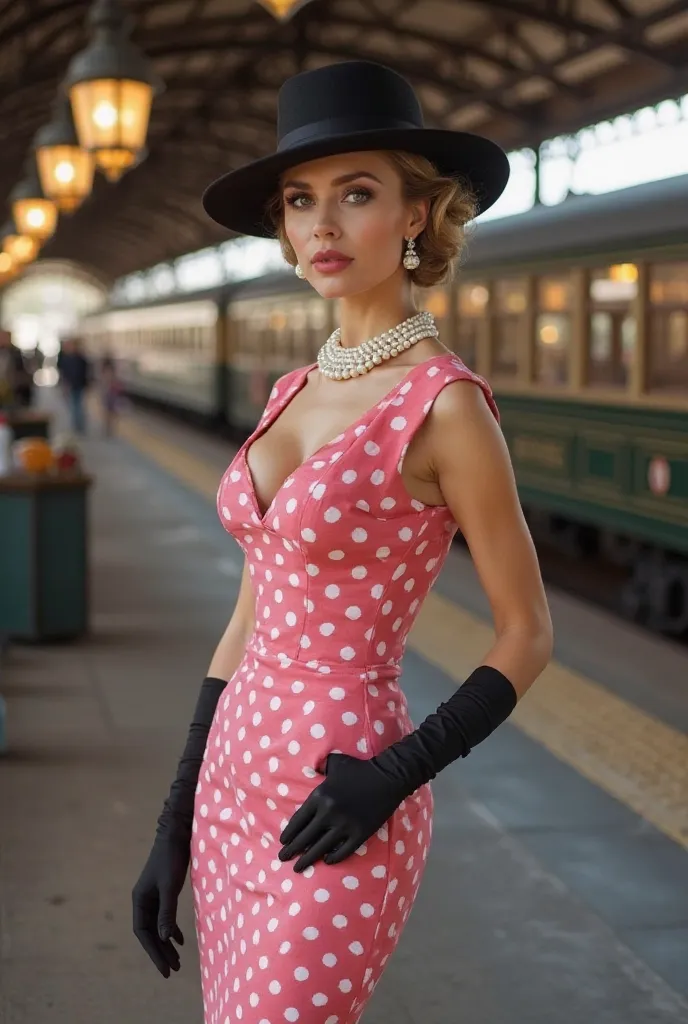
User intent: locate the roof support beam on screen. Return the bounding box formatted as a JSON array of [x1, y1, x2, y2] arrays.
[[476, 0, 688, 69], [4, 0, 688, 280]]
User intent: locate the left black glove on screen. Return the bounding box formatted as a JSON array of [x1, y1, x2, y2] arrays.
[[279, 665, 517, 872], [133, 676, 227, 976]]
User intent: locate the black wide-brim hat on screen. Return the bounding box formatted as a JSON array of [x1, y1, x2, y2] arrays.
[[203, 60, 510, 237]]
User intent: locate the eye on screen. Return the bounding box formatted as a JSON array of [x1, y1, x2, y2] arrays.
[[343, 187, 373, 204], [284, 192, 312, 209]]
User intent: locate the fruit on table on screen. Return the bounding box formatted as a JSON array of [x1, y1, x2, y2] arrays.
[[13, 437, 55, 473], [55, 449, 79, 471], [52, 433, 81, 472]]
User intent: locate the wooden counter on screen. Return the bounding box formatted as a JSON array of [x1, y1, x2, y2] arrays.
[[5, 409, 52, 441], [0, 470, 92, 641]]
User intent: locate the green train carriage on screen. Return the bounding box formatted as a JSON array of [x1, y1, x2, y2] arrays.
[[82, 173, 688, 633], [447, 173, 688, 632]]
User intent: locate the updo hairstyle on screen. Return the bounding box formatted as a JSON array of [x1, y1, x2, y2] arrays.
[[267, 150, 477, 289]]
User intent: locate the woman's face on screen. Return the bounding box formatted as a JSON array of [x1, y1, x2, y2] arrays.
[[281, 151, 426, 300]]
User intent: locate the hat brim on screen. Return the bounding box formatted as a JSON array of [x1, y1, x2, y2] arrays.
[[202, 127, 510, 237]]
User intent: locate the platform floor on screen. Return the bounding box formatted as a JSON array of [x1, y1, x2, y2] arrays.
[[0, 393, 687, 1024]]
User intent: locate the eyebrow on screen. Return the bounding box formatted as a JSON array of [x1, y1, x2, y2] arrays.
[[282, 171, 383, 190]]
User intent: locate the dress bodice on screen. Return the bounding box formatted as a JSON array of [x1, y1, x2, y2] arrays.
[[216, 353, 498, 673]]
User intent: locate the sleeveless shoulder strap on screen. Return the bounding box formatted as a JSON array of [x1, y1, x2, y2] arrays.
[[365, 353, 499, 481], [416, 354, 499, 423], [254, 362, 315, 431]]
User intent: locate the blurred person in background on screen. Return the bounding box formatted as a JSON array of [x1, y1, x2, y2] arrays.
[[0, 329, 31, 408], [99, 354, 122, 437], [57, 336, 92, 434]]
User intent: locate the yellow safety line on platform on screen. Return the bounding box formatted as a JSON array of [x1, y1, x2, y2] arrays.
[[118, 415, 688, 851], [413, 595, 688, 850], [117, 418, 223, 500]]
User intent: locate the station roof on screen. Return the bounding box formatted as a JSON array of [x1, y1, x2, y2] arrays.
[[3, 0, 688, 281]]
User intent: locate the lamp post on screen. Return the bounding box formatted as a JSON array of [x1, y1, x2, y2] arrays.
[[9, 164, 58, 244], [34, 97, 95, 212], [62, 0, 161, 182]]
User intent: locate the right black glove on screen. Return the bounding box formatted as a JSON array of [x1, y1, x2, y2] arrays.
[[132, 676, 226, 977], [279, 665, 518, 872]]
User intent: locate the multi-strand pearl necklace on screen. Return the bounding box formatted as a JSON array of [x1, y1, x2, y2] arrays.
[[317, 310, 438, 380]]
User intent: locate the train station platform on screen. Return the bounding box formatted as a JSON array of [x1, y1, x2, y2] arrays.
[[1, 393, 687, 1024]]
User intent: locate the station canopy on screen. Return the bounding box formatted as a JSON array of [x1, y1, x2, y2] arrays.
[[2, 0, 688, 282]]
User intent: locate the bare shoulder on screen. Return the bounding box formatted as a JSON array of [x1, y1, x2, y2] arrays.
[[432, 375, 494, 419], [427, 377, 502, 469]]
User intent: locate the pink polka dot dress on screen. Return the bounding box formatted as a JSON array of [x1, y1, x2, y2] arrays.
[[191, 352, 498, 1024]]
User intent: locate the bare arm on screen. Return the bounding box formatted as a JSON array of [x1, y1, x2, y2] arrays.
[[207, 558, 256, 680], [430, 381, 553, 697]]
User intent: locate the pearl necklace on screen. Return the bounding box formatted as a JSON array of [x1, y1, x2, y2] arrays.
[[317, 310, 438, 380]]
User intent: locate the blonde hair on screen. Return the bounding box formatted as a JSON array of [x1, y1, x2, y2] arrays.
[[267, 150, 477, 289]]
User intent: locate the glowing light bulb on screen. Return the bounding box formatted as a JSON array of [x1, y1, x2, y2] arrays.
[[470, 285, 489, 307], [540, 324, 560, 345], [261, 0, 302, 14], [92, 101, 118, 130], [54, 160, 76, 184], [610, 263, 638, 283], [26, 207, 47, 229], [15, 236, 37, 261]]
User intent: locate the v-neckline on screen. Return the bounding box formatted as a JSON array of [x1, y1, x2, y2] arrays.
[[240, 353, 453, 528]]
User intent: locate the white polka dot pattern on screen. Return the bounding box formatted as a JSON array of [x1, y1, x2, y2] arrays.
[[196, 355, 498, 1023]]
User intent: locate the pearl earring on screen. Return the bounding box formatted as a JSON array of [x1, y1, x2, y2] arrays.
[[403, 236, 420, 271], [295, 264, 305, 279]]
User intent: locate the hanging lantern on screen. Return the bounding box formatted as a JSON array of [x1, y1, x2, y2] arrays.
[[256, 0, 314, 19], [9, 166, 58, 243], [62, 0, 161, 182], [34, 97, 95, 212], [1, 222, 40, 265], [0, 251, 15, 279]]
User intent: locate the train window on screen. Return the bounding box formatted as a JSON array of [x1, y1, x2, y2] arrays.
[[588, 265, 637, 388], [265, 307, 286, 359], [417, 287, 450, 325], [242, 309, 258, 356], [304, 300, 329, 361], [253, 312, 267, 360], [456, 282, 488, 368], [493, 277, 527, 377], [536, 275, 571, 385], [242, 309, 262, 358], [648, 262, 688, 392], [289, 304, 308, 362], [310, 300, 328, 332]]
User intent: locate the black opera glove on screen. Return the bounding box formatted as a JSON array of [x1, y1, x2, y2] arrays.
[[132, 675, 227, 978], [279, 666, 517, 873], [279, 751, 409, 872]]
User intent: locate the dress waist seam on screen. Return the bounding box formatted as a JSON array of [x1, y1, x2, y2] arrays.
[[245, 641, 401, 677]]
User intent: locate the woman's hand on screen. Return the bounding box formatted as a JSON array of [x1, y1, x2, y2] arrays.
[[278, 753, 407, 872], [132, 836, 189, 977]]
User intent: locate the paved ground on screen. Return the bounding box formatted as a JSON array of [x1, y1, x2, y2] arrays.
[[0, 395, 686, 1024]]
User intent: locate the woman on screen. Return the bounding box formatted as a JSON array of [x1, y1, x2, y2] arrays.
[[132, 60, 553, 1023]]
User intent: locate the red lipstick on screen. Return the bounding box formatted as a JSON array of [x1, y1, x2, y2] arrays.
[[311, 249, 353, 274]]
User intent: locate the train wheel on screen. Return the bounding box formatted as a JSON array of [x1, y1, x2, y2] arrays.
[[657, 564, 688, 636], [620, 552, 688, 636], [600, 531, 640, 568], [552, 520, 598, 559]]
